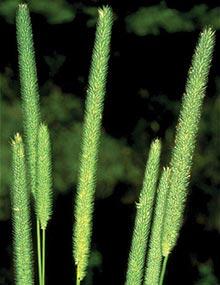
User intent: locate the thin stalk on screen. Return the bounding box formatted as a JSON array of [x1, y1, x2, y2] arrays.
[[76, 278, 80, 285], [37, 219, 42, 285], [159, 255, 169, 285], [42, 229, 46, 285], [76, 269, 80, 285]]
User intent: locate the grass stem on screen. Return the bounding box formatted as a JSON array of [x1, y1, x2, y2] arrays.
[[159, 255, 169, 285], [37, 219, 42, 285], [42, 229, 46, 285], [76, 269, 81, 285]]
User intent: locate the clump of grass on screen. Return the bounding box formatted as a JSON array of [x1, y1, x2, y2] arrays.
[[10, 3, 215, 285], [155, 28, 215, 284], [16, 5, 53, 285], [125, 28, 215, 285]]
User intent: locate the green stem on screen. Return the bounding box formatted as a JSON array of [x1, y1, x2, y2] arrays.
[[76, 269, 80, 285], [42, 229, 46, 285], [37, 219, 42, 285], [159, 255, 169, 285]]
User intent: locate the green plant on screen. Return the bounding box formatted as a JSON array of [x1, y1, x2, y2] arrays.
[[125, 4, 220, 36], [16, 5, 53, 285], [144, 167, 171, 285], [126, 139, 161, 285], [161, 27, 215, 266], [0, 0, 75, 24], [36, 123, 53, 285], [195, 261, 218, 285], [73, 6, 113, 284], [11, 134, 33, 285], [16, 3, 41, 196], [9, 3, 215, 285]]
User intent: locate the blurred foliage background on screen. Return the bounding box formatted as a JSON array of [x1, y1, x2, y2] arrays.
[[0, 0, 219, 284]]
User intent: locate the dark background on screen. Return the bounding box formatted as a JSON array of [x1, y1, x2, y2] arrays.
[[0, 0, 220, 284]]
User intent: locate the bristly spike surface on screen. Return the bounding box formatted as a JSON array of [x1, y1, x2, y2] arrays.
[[73, 6, 113, 282], [162, 28, 215, 256], [11, 133, 34, 285], [36, 123, 53, 230], [16, 4, 41, 195], [126, 139, 161, 285], [144, 167, 171, 285]]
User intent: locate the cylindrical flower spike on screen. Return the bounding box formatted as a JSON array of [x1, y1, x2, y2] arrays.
[[36, 123, 53, 230], [144, 167, 171, 285], [73, 6, 113, 283], [16, 4, 41, 195], [162, 28, 215, 257], [126, 139, 161, 285], [11, 133, 34, 285]]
